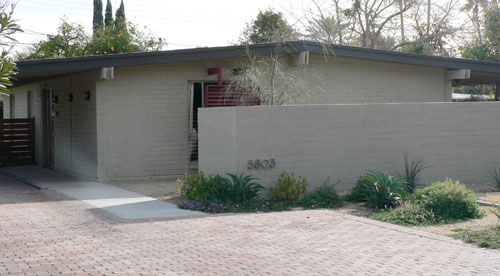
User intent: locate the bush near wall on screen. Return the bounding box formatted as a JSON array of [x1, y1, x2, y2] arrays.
[[371, 179, 484, 225], [177, 172, 222, 202], [415, 179, 483, 220], [344, 171, 406, 209], [269, 172, 308, 202], [178, 171, 342, 213], [370, 201, 437, 226], [299, 179, 342, 209]]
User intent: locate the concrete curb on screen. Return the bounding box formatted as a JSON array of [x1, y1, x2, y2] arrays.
[[476, 192, 500, 208], [0, 170, 47, 190], [477, 200, 500, 208], [476, 192, 500, 197]]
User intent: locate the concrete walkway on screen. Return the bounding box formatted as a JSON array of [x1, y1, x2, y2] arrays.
[[0, 166, 204, 220]]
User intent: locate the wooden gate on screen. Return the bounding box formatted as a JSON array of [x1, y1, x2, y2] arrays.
[[0, 118, 35, 166]]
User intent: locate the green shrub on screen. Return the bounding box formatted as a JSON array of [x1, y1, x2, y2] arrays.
[[217, 173, 263, 203], [178, 199, 232, 213], [369, 201, 437, 226], [299, 178, 341, 208], [177, 172, 222, 201], [416, 179, 483, 220], [269, 171, 308, 202], [344, 177, 369, 202], [397, 153, 426, 194], [361, 170, 406, 209], [453, 228, 500, 249]]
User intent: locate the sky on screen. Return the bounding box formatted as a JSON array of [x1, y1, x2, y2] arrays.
[[12, 0, 310, 54]]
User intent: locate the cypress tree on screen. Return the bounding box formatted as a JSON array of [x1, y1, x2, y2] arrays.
[[115, 0, 126, 28], [104, 0, 114, 28], [92, 0, 104, 36]]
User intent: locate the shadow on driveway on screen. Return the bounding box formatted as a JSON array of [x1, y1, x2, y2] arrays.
[[0, 166, 205, 220]]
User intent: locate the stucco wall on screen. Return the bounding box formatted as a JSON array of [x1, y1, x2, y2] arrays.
[[199, 103, 500, 193], [45, 72, 98, 179]]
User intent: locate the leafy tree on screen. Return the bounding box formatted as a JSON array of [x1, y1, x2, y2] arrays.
[[300, 0, 458, 54], [89, 22, 163, 54], [18, 18, 88, 60], [301, 0, 352, 44], [484, 1, 500, 56], [240, 9, 297, 44], [0, 1, 21, 96], [92, 0, 103, 36], [398, 0, 458, 56], [299, 0, 414, 49], [18, 19, 163, 60], [346, 0, 416, 49], [104, 0, 114, 28], [17, 0, 163, 60], [115, 0, 125, 28], [461, 0, 500, 60], [461, 43, 492, 60], [462, 0, 490, 44]]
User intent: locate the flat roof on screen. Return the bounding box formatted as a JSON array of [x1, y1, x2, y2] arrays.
[[13, 40, 500, 86]]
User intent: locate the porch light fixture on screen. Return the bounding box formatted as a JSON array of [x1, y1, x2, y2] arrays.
[[66, 93, 73, 103], [83, 91, 91, 101]]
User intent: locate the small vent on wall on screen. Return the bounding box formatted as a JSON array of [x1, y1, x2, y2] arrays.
[[290, 51, 309, 66], [99, 67, 114, 80]]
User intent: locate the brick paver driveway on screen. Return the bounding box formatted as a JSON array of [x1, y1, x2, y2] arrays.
[[1, 176, 500, 275]]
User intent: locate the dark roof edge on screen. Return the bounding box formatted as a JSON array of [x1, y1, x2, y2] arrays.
[[15, 40, 500, 80], [302, 41, 500, 73], [16, 41, 307, 76]]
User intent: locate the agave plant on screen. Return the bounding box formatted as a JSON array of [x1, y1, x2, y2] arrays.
[[488, 164, 500, 191], [218, 173, 264, 203], [490, 206, 500, 226], [361, 170, 406, 209], [397, 153, 427, 194]]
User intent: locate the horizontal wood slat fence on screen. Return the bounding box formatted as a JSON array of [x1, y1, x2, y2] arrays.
[[204, 85, 261, 107], [0, 118, 35, 166]]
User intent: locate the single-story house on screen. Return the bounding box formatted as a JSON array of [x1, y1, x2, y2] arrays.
[[3, 40, 500, 181]]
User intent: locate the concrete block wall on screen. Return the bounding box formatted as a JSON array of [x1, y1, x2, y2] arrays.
[[95, 56, 449, 181], [10, 83, 43, 165], [95, 61, 232, 181], [199, 102, 500, 193], [6, 54, 451, 182], [307, 55, 448, 104], [1, 95, 7, 118], [13, 90, 29, 118]]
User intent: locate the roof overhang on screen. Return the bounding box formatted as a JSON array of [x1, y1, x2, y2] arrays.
[[12, 41, 500, 87]]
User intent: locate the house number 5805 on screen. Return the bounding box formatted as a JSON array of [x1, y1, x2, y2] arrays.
[[248, 159, 276, 170]]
